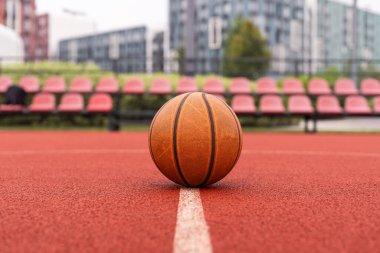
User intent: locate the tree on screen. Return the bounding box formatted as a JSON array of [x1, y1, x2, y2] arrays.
[[223, 19, 271, 78]]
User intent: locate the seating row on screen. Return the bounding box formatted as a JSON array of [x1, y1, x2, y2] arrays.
[[0, 93, 113, 113], [1, 76, 380, 96], [231, 95, 380, 116]]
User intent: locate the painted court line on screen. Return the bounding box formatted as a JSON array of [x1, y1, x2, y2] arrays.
[[174, 188, 213, 253], [0, 149, 380, 159]]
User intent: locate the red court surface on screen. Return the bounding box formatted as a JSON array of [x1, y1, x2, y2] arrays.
[[1, 132, 380, 252]]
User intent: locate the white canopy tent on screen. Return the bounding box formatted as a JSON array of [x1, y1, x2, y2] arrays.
[[0, 24, 24, 64]]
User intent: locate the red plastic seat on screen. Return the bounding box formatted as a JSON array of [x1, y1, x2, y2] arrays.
[[124, 79, 145, 95], [29, 94, 56, 112], [96, 77, 119, 94], [374, 97, 380, 114], [203, 78, 225, 95], [260, 95, 285, 114], [282, 78, 305, 95], [256, 77, 278, 95], [150, 79, 172, 95], [232, 95, 256, 114], [344, 96, 372, 115], [230, 78, 251, 95], [43, 77, 66, 94], [20, 76, 39, 93], [0, 76, 12, 93], [69, 77, 92, 93], [288, 96, 314, 115], [176, 77, 197, 94], [58, 94, 84, 113], [87, 94, 113, 113], [317, 96, 343, 115], [0, 105, 24, 112], [335, 78, 358, 96], [308, 78, 331, 95], [361, 78, 380, 96]]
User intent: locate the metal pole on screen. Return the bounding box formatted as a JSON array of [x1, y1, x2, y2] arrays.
[[352, 0, 358, 87]]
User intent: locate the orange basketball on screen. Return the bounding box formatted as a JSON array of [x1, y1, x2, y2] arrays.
[[149, 92, 242, 187]]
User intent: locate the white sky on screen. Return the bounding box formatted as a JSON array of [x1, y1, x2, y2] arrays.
[[37, 0, 380, 32]]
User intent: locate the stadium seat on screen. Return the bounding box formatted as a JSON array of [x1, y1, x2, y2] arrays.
[[203, 78, 225, 95], [230, 78, 251, 95], [20, 76, 39, 93], [374, 97, 380, 114], [231, 95, 256, 114], [150, 79, 172, 95], [58, 94, 84, 113], [87, 94, 113, 113], [214, 95, 226, 103], [282, 78, 305, 95], [0, 76, 12, 93], [69, 77, 93, 93], [176, 77, 197, 94], [260, 95, 285, 114], [96, 77, 119, 94], [43, 77, 66, 94], [361, 78, 380, 96], [0, 105, 24, 112], [256, 77, 278, 95], [317, 95, 343, 115], [308, 78, 331, 95], [29, 93, 56, 112], [334, 78, 358, 96], [124, 78, 145, 95], [288, 95, 314, 115], [344, 96, 372, 115]]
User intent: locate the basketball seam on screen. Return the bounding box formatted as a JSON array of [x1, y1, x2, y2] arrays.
[[199, 93, 216, 187], [173, 93, 192, 187], [226, 105, 242, 169]]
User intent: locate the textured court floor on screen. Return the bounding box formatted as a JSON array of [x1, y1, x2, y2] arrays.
[[0, 132, 379, 253]]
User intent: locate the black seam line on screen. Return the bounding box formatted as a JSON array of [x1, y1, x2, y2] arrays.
[[149, 101, 170, 169], [226, 105, 242, 168], [199, 93, 216, 187], [173, 93, 192, 187]]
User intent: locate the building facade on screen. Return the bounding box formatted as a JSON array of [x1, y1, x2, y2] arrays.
[[35, 13, 97, 61], [0, 0, 37, 61], [59, 27, 165, 73]]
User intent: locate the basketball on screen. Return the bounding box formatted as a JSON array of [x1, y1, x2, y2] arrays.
[[149, 92, 242, 187]]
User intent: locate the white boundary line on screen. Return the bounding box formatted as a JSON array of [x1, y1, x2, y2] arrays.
[[174, 188, 213, 253], [0, 149, 379, 158]]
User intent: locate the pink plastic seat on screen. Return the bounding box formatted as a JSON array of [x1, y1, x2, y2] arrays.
[[29, 94, 56, 112], [177, 77, 197, 94], [58, 94, 84, 113], [256, 77, 278, 95], [20, 76, 40, 93], [288, 96, 314, 115], [124, 79, 145, 95], [150, 79, 172, 95], [96, 77, 119, 94], [260, 95, 285, 114], [0, 105, 24, 112], [361, 79, 380, 96], [344, 96, 372, 115], [317, 96, 343, 115], [308, 78, 331, 95], [203, 78, 225, 95], [230, 78, 251, 95], [232, 95, 256, 114], [43, 77, 66, 94], [214, 95, 226, 103], [87, 94, 113, 113], [0, 76, 12, 93], [374, 97, 380, 114], [282, 78, 305, 95], [335, 79, 358, 96], [69, 77, 92, 93]]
